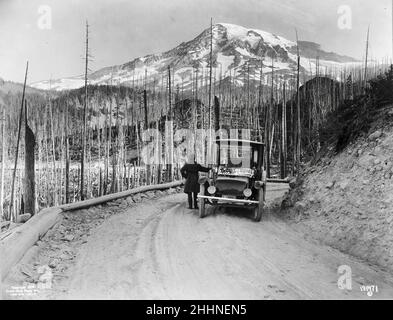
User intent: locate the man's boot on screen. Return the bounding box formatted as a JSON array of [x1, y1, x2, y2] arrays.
[[193, 192, 199, 209]]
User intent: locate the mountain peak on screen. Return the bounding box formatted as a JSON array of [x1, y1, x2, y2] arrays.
[[215, 22, 296, 49], [31, 22, 358, 91]]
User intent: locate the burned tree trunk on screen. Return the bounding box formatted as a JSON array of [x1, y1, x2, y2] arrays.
[[143, 89, 148, 130], [80, 21, 89, 201], [0, 107, 6, 219], [295, 30, 301, 176], [143, 89, 151, 185], [280, 83, 287, 179], [214, 96, 220, 132], [65, 101, 70, 204], [24, 102, 36, 216], [166, 66, 173, 182], [9, 62, 28, 221]]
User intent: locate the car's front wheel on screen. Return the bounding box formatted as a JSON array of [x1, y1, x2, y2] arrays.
[[199, 184, 206, 218], [253, 188, 264, 222], [253, 204, 262, 222]]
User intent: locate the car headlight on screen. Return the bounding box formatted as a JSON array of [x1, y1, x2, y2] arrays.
[[243, 188, 252, 198], [207, 186, 216, 194], [254, 181, 263, 189]]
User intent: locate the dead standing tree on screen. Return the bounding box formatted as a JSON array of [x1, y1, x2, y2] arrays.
[[0, 107, 6, 219], [280, 81, 287, 179], [9, 61, 28, 221], [143, 80, 151, 185], [264, 57, 274, 178], [65, 99, 70, 203], [81, 21, 90, 201], [295, 29, 301, 176], [24, 101, 35, 216], [364, 25, 370, 91], [166, 65, 173, 182]]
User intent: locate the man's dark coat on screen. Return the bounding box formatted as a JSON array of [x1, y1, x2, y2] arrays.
[[180, 163, 210, 193]]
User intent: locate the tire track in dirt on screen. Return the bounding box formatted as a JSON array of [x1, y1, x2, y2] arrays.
[[5, 185, 393, 300], [53, 195, 180, 299]]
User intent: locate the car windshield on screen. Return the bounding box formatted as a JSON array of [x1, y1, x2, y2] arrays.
[[219, 144, 253, 168]]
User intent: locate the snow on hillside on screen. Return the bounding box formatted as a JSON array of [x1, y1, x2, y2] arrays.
[[31, 76, 85, 91], [31, 23, 359, 91], [220, 22, 295, 48]]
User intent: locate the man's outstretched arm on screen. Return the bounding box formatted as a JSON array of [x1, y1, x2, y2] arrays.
[[198, 164, 211, 173]]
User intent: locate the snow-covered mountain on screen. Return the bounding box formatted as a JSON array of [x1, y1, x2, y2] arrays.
[[31, 23, 358, 91]]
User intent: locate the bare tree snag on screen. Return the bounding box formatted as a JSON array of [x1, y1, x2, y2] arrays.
[[0, 107, 5, 220], [295, 29, 301, 176], [214, 96, 220, 132], [9, 61, 28, 221], [81, 21, 89, 201], [65, 101, 70, 203], [24, 101, 36, 216]]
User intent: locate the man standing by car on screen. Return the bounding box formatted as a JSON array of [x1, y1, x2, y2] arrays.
[[180, 155, 210, 209]]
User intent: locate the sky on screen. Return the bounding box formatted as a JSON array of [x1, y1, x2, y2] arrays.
[[0, 0, 391, 84]]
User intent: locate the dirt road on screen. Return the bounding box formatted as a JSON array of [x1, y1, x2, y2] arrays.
[[4, 184, 393, 300]]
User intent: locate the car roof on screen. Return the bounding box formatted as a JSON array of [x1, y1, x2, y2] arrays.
[[215, 139, 264, 145]]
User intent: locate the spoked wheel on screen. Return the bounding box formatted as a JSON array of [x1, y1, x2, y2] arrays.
[[199, 184, 207, 218]]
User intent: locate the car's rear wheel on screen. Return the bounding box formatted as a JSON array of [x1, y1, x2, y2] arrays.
[[199, 184, 206, 218]]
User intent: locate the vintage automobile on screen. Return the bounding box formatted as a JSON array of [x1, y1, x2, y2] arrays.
[[197, 139, 267, 222]]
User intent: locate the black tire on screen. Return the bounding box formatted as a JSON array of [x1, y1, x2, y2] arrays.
[[253, 205, 262, 222], [199, 185, 206, 218], [253, 188, 264, 222]]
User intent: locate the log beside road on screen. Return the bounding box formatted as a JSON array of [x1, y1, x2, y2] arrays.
[[58, 181, 182, 212], [1, 207, 62, 282], [0, 181, 182, 282]]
